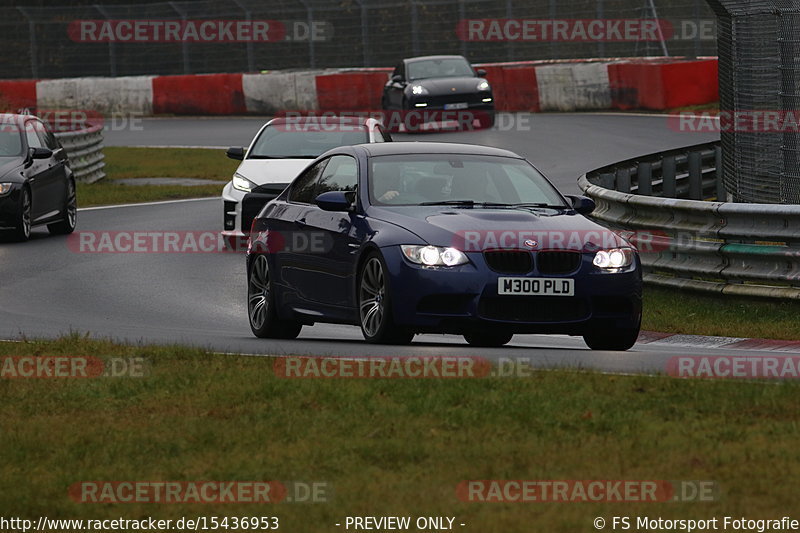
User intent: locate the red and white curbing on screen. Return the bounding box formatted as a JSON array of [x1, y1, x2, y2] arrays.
[[638, 331, 800, 353], [0, 57, 718, 117]]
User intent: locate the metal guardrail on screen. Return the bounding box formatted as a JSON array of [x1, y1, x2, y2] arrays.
[[54, 124, 106, 184], [578, 141, 800, 300]]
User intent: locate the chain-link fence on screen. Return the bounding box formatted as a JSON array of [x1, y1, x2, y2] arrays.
[[1, 0, 717, 79]]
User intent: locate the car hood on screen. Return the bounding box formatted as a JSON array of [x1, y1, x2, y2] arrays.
[[411, 76, 485, 93], [236, 158, 314, 186], [368, 206, 628, 252], [0, 157, 23, 183]]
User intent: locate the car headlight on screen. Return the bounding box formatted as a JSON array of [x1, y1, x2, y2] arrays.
[[411, 85, 429, 96], [593, 248, 634, 270], [0, 183, 13, 196], [232, 173, 256, 193], [401, 245, 469, 267], [477, 80, 491, 91]]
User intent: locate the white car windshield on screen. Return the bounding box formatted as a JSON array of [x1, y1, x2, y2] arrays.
[[249, 124, 369, 159], [0, 128, 22, 157]]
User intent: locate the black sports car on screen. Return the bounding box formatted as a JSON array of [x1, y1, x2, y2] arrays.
[[0, 114, 76, 241], [381, 55, 495, 131]]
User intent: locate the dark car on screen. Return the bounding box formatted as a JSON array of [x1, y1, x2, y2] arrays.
[[0, 114, 76, 241], [246, 142, 642, 350], [381, 55, 495, 131]]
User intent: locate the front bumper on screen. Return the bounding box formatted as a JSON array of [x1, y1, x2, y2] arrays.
[[381, 246, 642, 335]]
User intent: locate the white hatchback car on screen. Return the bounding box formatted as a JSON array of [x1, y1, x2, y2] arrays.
[[222, 116, 392, 239]]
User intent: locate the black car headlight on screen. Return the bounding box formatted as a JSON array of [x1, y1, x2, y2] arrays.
[[410, 85, 430, 96], [0, 183, 13, 197], [477, 80, 491, 91], [401, 245, 468, 267], [593, 248, 634, 271]]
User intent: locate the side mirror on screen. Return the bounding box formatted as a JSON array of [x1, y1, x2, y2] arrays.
[[226, 146, 245, 161], [315, 191, 352, 212], [476, 68, 487, 77], [29, 147, 53, 160], [391, 74, 404, 83], [565, 195, 596, 215]]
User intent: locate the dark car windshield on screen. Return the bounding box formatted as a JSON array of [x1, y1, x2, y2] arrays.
[[407, 58, 475, 81], [369, 154, 568, 207], [249, 123, 369, 159], [0, 127, 22, 157]]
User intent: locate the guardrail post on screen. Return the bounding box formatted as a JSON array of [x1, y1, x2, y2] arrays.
[[689, 151, 703, 200], [637, 162, 653, 196], [715, 145, 726, 201], [616, 167, 631, 194], [662, 156, 677, 198]]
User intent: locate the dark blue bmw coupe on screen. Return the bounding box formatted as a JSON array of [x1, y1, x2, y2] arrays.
[[246, 142, 642, 350]]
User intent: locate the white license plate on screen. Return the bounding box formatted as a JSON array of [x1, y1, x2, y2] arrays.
[[498, 278, 575, 296], [444, 102, 468, 110]]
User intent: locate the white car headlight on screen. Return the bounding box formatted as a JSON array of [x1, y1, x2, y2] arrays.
[[593, 248, 634, 270], [477, 80, 491, 91], [0, 183, 13, 196], [401, 245, 468, 267], [232, 173, 256, 193], [411, 85, 429, 96]]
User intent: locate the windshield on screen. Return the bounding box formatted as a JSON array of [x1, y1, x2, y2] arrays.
[[407, 58, 475, 80], [0, 126, 22, 157], [369, 155, 567, 207], [249, 123, 369, 159]]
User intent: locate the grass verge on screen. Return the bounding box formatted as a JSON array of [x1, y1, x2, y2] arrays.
[[77, 147, 233, 207], [0, 335, 798, 531], [643, 286, 800, 340]]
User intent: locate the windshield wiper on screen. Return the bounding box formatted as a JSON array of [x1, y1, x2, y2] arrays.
[[512, 203, 570, 209], [421, 200, 551, 208]]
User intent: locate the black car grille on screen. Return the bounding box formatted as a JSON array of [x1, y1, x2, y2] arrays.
[[537, 251, 582, 274], [479, 297, 588, 323], [484, 251, 533, 274]]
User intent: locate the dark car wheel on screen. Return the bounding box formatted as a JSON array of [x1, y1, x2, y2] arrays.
[[12, 187, 31, 242], [48, 180, 77, 235], [358, 253, 414, 345], [248, 254, 302, 339], [583, 318, 641, 351], [464, 331, 513, 347]]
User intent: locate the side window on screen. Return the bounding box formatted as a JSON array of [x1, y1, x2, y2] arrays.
[[38, 123, 59, 150], [24, 122, 43, 149], [371, 126, 384, 143], [316, 155, 358, 196], [392, 63, 404, 80], [288, 159, 328, 204], [379, 126, 392, 142]]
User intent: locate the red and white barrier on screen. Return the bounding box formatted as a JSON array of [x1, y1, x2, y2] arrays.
[[0, 58, 718, 118]]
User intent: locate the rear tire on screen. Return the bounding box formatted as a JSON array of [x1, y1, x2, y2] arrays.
[[11, 187, 31, 242], [48, 179, 77, 235], [248, 254, 302, 339], [464, 331, 513, 347], [358, 252, 414, 345]]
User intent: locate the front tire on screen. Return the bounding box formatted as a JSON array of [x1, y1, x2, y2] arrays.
[[464, 331, 513, 347], [358, 253, 414, 345], [11, 187, 31, 242], [48, 179, 77, 235], [583, 319, 641, 351], [248, 254, 302, 339]]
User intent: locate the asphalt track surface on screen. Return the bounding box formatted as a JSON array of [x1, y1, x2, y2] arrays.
[[3, 112, 768, 375]]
